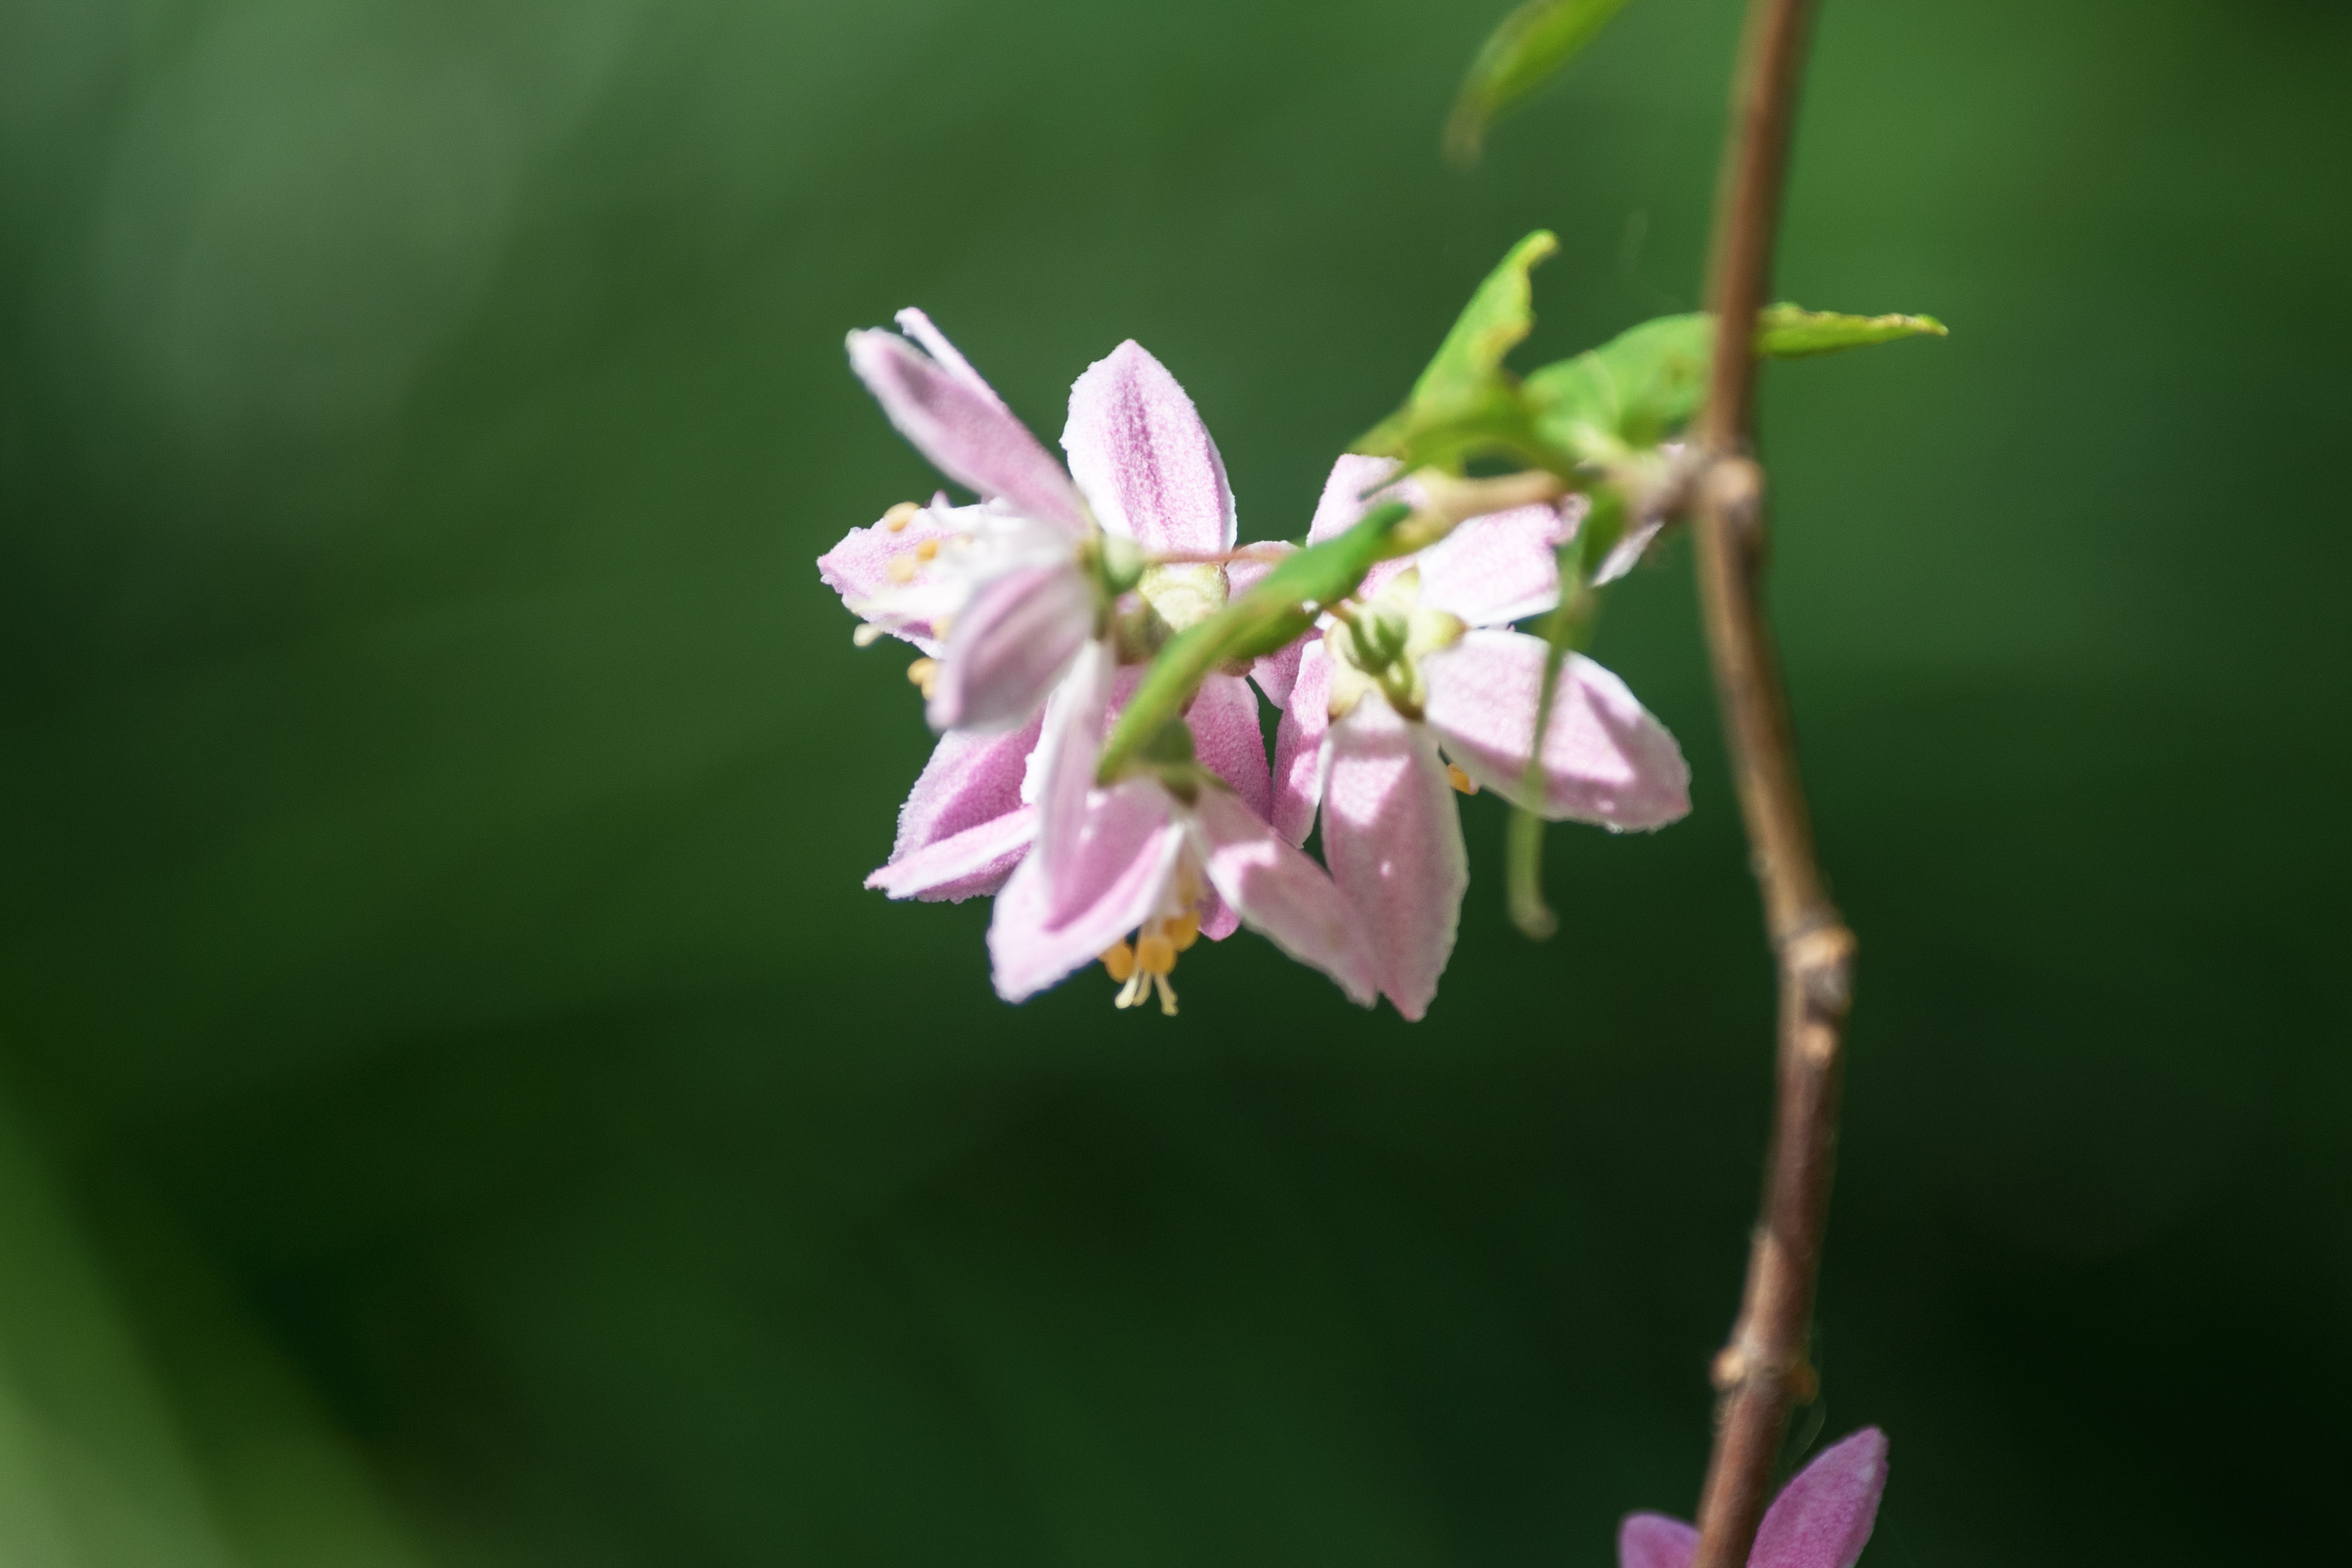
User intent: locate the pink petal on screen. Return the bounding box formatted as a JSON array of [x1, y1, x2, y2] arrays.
[[1594, 514, 1665, 586], [1189, 789, 1376, 1006], [987, 782, 1181, 1003], [927, 561, 1098, 733], [816, 500, 964, 647], [1618, 1514, 1701, 1568], [1319, 699, 1467, 1021], [1226, 544, 1306, 709], [863, 716, 1043, 901], [1416, 498, 1573, 627], [892, 308, 996, 398], [847, 324, 1088, 535], [1307, 454, 1412, 602], [1422, 631, 1690, 830], [1269, 639, 1332, 847], [1750, 1429, 1888, 1568], [1062, 341, 1236, 555], [1222, 543, 1296, 598], [1185, 673, 1273, 823], [1248, 634, 1306, 711], [1307, 454, 1405, 543], [1027, 639, 1116, 914], [866, 806, 1036, 902], [1197, 888, 1241, 942], [889, 714, 1042, 855]]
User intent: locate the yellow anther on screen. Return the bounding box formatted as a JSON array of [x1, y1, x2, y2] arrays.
[[886, 553, 920, 584], [1446, 763, 1478, 795], [1101, 940, 1136, 983], [883, 501, 922, 532], [906, 657, 940, 697], [1136, 933, 1177, 976], [914, 537, 940, 562], [930, 613, 954, 641], [1164, 909, 1200, 952]]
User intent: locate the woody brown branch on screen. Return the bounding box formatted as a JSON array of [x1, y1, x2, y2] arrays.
[[1683, 1, 1860, 1566]]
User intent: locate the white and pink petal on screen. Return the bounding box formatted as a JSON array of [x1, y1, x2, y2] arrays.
[[848, 321, 1088, 535], [1423, 631, 1690, 831], [1062, 341, 1236, 555], [1318, 699, 1468, 1021], [1188, 789, 1376, 1006]]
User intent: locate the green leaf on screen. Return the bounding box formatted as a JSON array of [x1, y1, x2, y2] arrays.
[[1757, 304, 1949, 359], [1445, 0, 1637, 166], [1524, 312, 1712, 460], [1097, 504, 1413, 785], [1524, 305, 1949, 458], [1353, 231, 1560, 474]]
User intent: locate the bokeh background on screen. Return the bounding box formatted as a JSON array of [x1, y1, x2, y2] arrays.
[[2, 0, 2346, 1563]]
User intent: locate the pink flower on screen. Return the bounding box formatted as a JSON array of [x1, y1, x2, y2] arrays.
[[1267, 455, 1691, 1019], [1621, 1428, 1889, 1568], [985, 652, 1374, 1013], [821, 310, 1107, 733], [838, 326, 1276, 926]]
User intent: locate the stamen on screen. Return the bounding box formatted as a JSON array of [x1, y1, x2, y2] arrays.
[[931, 613, 954, 641], [1101, 941, 1137, 983], [1116, 970, 1150, 1009], [886, 553, 920, 584], [906, 657, 940, 697], [1136, 932, 1176, 977], [1446, 763, 1478, 795], [852, 624, 886, 647], [914, 537, 941, 562], [1152, 972, 1178, 1016], [1164, 909, 1200, 953], [883, 501, 922, 532]]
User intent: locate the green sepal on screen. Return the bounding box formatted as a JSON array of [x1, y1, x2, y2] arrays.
[[1097, 503, 1413, 784], [1757, 304, 1949, 360], [1444, 0, 1638, 167]]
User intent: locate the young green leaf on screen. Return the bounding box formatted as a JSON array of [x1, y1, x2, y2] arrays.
[[1445, 0, 1638, 167], [1758, 305, 1949, 359], [1097, 504, 1412, 785], [1524, 312, 1712, 460], [1355, 231, 1561, 474]]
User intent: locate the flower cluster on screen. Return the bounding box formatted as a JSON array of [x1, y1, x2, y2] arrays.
[[820, 310, 1692, 1018]]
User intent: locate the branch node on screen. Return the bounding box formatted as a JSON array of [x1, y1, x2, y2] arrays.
[[1785, 923, 1856, 1019]]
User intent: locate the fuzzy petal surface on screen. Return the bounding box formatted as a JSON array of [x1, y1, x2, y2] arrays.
[[1026, 639, 1116, 911], [866, 807, 1036, 902], [1063, 341, 1235, 554], [1424, 632, 1690, 829], [1618, 1514, 1701, 1568], [1189, 789, 1376, 1006], [1186, 673, 1273, 822], [1417, 499, 1573, 627], [1750, 1429, 1889, 1568], [927, 561, 1097, 733], [1270, 639, 1332, 847], [1227, 544, 1304, 708], [1308, 454, 1413, 602], [1319, 699, 1467, 1020], [988, 782, 1181, 1003], [848, 326, 1087, 535], [869, 715, 1042, 901], [816, 502, 965, 647]]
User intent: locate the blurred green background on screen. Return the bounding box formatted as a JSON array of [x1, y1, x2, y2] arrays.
[[2, 0, 2346, 1563]]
